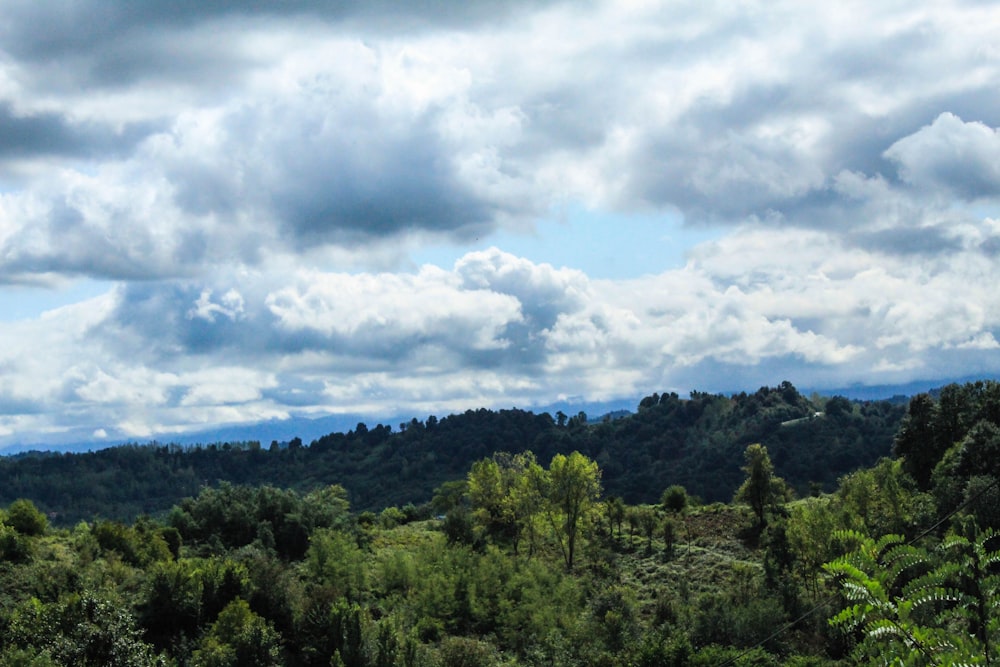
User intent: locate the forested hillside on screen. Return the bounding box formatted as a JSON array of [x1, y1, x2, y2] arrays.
[[2, 379, 1000, 665], [0, 382, 904, 525], [0, 383, 1000, 667]]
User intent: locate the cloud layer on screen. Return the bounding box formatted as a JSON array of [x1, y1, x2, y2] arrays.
[[1, 0, 999, 444]]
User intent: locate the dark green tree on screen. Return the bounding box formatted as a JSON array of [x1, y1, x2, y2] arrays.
[[734, 444, 788, 527], [660, 485, 688, 514], [894, 393, 943, 490], [6, 499, 48, 536]]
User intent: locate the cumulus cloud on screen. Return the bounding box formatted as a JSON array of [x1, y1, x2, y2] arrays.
[[1, 1, 998, 281], [5, 238, 1000, 445], [885, 112, 1000, 199], [1, 0, 1000, 444], [265, 263, 525, 359]]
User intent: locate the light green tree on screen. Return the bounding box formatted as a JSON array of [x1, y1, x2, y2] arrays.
[[6, 499, 48, 536], [546, 451, 602, 570], [191, 599, 281, 667], [467, 451, 545, 556]]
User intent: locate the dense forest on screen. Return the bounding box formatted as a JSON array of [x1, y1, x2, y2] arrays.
[[3, 380, 999, 665], [0, 382, 904, 525]]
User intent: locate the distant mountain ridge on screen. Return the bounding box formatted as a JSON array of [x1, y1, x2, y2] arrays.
[[0, 381, 909, 525], [0, 399, 638, 456]]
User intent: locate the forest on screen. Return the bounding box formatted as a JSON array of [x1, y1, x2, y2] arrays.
[[0, 382, 904, 524], [1, 380, 999, 665]]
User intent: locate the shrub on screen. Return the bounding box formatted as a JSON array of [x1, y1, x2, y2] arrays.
[[6, 499, 48, 536], [661, 485, 688, 513]]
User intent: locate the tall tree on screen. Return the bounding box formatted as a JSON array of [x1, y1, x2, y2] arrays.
[[893, 393, 941, 490], [546, 451, 601, 570], [467, 452, 545, 555], [734, 444, 787, 527]]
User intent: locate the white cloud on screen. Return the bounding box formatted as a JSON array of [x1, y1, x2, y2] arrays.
[[1, 0, 1000, 445], [187, 288, 246, 323], [265, 263, 523, 352], [885, 112, 1000, 199], [3, 235, 1000, 446]]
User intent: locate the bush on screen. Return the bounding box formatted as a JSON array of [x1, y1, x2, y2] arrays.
[[0, 523, 33, 562], [6, 499, 48, 536], [438, 637, 499, 667], [661, 486, 688, 513]]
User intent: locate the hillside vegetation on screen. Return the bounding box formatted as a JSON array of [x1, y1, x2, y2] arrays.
[[0, 382, 904, 525], [2, 380, 1000, 664]]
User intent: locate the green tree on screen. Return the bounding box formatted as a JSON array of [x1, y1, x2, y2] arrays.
[[957, 420, 1000, 479], [6, 499, 48, 536], [606, 496, 625, 541], [734, 444, 787, 526], [303, 529, 366, 601], [191, 599, 281, 667], [785, 498, 837, 598], [467, 452, 545, 556], [138, 559, 202, 651], [438, 636, 499, 667], [0, 522, 32, 562], [894, 393, 942, 490], [637, 506, 658, 553], [835, 457, 932, 537], [626, 506, 640, 549], [661, 516, 677, 558], [7, 592, 166, 666], [660, 485, 688, 514], [546, 452, 601, 570]]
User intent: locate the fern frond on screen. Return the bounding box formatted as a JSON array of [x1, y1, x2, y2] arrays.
[[829, 603, 867, 630], [863, 618, 905, 640], [940, 535, 972, 552], [884, 544, 932, 582], [980, 551, 1000, 570], [873, 533, 907, 558], [842, 580, 889, 608], [909, 587, 964, 611]]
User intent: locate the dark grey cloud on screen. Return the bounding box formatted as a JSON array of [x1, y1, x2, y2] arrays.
[[0, 102, 158, 162], [1, 0, 995, 285], [161, 98, 523, 248], [0, 0, 563, 90], [849, 226, 964, 256], [0, 198, 223, 282], [260, 110, 499, 245], [103, 281, 261, 361]]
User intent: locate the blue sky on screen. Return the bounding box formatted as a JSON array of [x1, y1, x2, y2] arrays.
[[0, 0, 999, 448], [412, 207, 716, 280]]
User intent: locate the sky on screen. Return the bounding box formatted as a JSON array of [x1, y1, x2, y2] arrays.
[[1, 0, 999, 448]]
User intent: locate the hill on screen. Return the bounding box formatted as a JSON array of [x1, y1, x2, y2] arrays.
[[0, 382, 905, 525]]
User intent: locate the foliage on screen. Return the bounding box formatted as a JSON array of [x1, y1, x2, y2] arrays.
[[13, 381, 1000, 666], [824, 528, 1000, 665], [660, 485, 688, 513], [734, 444, 790, 527], [5, 500, 48, 537], [0, 383, 905, 525], [5, 591, 167, 666], [191, 598, 281, 667], [546, 452, 602, 570]]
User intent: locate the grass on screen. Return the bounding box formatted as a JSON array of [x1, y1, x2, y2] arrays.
[[603, 503, 765, 620]]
